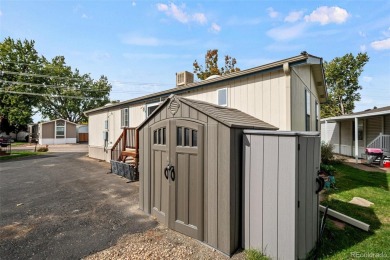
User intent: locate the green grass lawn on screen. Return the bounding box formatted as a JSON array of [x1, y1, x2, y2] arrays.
[[318, 164, 390, 259], [0, 151, 41, 161], [11, 142, 30, 147]]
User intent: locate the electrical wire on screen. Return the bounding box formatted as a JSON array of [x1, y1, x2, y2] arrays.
[[1, 70, 83, 81], [0, 70, 172, 86], [0, 89, 105, 100], [0, 79, 155, 94]]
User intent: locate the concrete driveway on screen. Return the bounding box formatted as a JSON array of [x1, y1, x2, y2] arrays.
[[0, 147, 157, 259]]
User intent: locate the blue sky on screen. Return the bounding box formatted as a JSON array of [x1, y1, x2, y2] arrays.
[[1, 0, 389, 118]]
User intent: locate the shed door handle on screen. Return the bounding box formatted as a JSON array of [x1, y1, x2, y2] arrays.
[[164, 165, 169, 180], [170, 165, 175, 181]]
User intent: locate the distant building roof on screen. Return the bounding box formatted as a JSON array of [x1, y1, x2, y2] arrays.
[[321, 106, 390, 121]]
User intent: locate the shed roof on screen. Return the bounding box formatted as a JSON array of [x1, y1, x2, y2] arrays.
[[321, 106, 390, 122], [138, 95, 278, 130], [85, 52, 326, 115]]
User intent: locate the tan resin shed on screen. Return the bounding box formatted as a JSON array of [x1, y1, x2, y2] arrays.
[[138, 95, 277, 255]]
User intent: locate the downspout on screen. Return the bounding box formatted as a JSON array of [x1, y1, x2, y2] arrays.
[[283, 62, 291, 131], [355, 117, 359, 163]]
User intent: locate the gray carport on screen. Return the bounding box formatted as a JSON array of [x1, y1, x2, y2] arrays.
[[137, 95, 277, 255]]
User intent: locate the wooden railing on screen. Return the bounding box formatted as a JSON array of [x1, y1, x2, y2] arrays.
[[111, 127, 139, 167], [367, 134, 390, 153]]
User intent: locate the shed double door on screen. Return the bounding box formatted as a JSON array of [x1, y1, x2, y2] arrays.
[[151, 119, 204, 240]]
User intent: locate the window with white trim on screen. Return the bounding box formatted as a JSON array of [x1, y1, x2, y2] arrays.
[[56, 120, 65, 138], [217, 88, 227, 106], [146, 102, 159, 118], [121, 108, 129, 128], [305, 90, 311, 131]]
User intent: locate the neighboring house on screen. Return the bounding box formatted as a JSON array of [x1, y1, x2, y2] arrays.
[[30, 119, 77, 145], [84, 52, 326, 162], [321, 106, 390, 160], [76, 124, 89, 143], [28, 123, 39, 143]]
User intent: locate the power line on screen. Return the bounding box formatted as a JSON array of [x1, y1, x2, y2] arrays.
[[0, 79, 154, 94], [0, 69, 173, 85], [0, 90, 105, 100], [1, 70, 83, 81]]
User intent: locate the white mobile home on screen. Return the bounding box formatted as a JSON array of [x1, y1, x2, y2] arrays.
[[321, 106, 390, 160], [85, 52, 326, 162]]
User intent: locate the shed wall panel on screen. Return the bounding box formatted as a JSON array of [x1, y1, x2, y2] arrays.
[[277, 136, 297, 259], [248, 135, 264, 249], [206, 119, 218, 248], [262, 136, 279, 257], [297, 137, 307, 258], [217, 124, 231, 254]]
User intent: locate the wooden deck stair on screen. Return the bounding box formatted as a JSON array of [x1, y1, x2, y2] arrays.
[[111, 128, 139, 170]]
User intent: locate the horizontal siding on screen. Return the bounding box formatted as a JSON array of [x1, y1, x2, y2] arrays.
[[340, 121, 352, 156]]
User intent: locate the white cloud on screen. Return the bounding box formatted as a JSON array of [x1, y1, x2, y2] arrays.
[[156, 3, 168, 11], [358, 31, 366, 37], [267, 23, 306, 41], [193, 13, 207, 25], [209, 23, 221, 33], [362, 76, 373, 83], [156, 3, 207, 25], [267, 7, 279, 18], [81, 14, 88, 19], [132, 1, 136, 7], [285, 11, 304, 23], [360, 45, 367, 52], [304, 6, 349, 25], [371, 38, 390, 50], [0, 10, 2, 16], [169, 3, 189, 23]]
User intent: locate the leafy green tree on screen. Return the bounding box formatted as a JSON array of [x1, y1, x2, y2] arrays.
[[0, 37, 112, 125], [193, 49, 240, 80], [321, 53, 369, 118], [36, 56, 112, 123], [0, 38, 44, 130]]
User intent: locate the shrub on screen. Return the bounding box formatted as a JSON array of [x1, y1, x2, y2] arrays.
[[245, 249, 269, 260], [37, 145, 49, 152], [321, 141, 334, 164]]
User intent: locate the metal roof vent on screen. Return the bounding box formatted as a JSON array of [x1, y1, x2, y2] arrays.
[[176, 71, 194, 86]]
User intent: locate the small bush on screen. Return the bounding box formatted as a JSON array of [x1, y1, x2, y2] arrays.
[[37, 145, 49, 152], [321, 141, 334, 164], [320, 164, 336, 175], [245, 249, 269, 260]]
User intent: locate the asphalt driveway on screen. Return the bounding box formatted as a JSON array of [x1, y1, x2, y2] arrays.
[[0, 146, 157, 259]]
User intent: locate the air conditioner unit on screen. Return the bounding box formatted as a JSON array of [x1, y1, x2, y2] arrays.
[[176, 71, 194, 86]]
